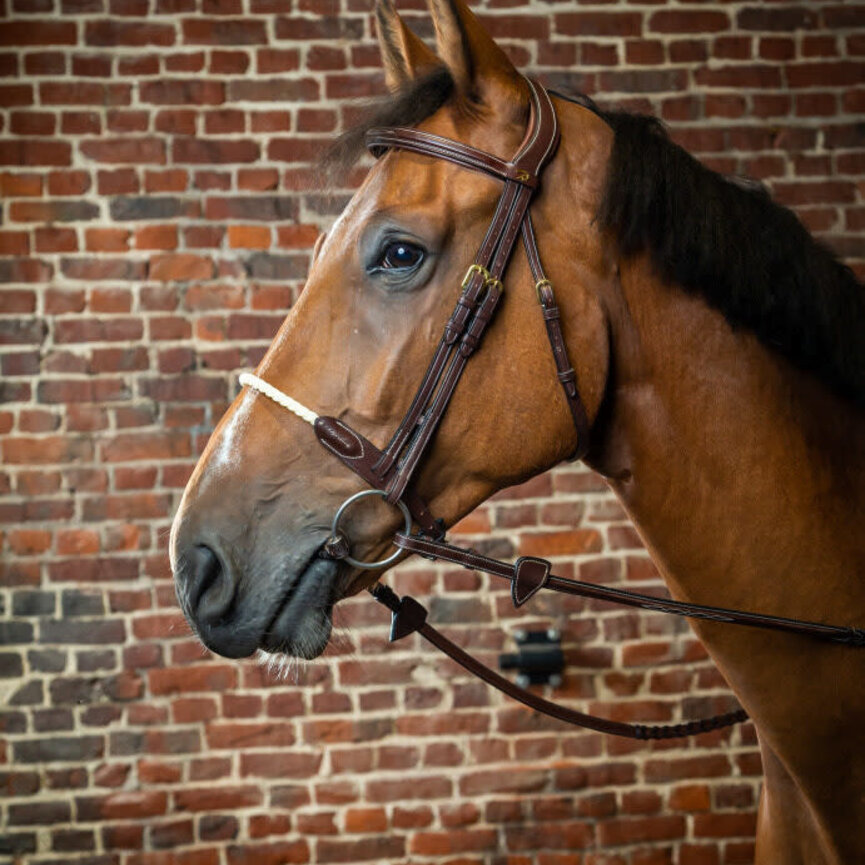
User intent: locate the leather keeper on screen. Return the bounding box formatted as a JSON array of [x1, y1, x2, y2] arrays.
[[512, 556, 551, 607], [314, 416, 364, 460], [390, 595, 428, 641], [444, 296, 477, 344]]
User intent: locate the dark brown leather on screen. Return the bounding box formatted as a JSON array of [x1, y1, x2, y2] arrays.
[[513, 556, 551, 607], [362, 79, 576, 508], [370, 582, 748, 740], [368, 127, 540, 188], [522, 215, 590, 459], [313, 416, 442, 539], [389, 594, 428, 641], [395, 532, 865, 646]]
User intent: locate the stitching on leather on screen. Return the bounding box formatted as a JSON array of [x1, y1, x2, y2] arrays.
[[319, 423, 366, 462]]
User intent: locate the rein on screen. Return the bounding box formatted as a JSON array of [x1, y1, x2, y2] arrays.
[[240, 79, 864, 740]]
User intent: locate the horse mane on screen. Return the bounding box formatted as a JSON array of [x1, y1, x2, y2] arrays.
[[324, 73, 865, 407], [597, 110, 865, 408], [322, 67, 454, 180]]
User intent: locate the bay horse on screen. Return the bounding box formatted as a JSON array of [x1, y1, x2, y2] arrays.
[[170, 0, 865, 860]]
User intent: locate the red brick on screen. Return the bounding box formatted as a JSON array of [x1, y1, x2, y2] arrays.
[[86, 20, 175, 46], [0, 230, 30, 255], [33, 228, 73, 257], [693, 812, 757, 838], [240, 752, 322, 778], [3, 436, 93, 465], [343, 807, 387, 833], [518, 529, 602, 556], [77, 792, 167, 821], [210, 49, 250, 73], [8, 529, 52, 555], [0, 172, 42, 197], [155, 109, 197, 136], [0, 21, 77, 46], [81, 137, 166, 165], [599, 815, 687, 846], [173, 138, 259, 164], [149, 664, 237, 696], [134, 224, 178, 250], [141, 79, 225, 105], [182, 18, 267, 44], [0, 140, 71, 167], [84, 228, 129, 252], [55, 529, 100, 555], [225, 841, 309, 865], [650, 10, 730, 33], [555, 12, 642, 37], [166, 51, 206, 72], [149, 253, 214, 281], [107, 109, 149, 133], [257, 48, 300, 73], [97, 168, 139, 194], [10, 110, 54, 135], [228, 224, 270, 249], [174, 786, 263, 812], [40, 82, 130, 106], [206, 722, 296, 750], [144, 169, 188, 193]]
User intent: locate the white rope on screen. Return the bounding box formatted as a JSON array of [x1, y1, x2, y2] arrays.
[[238, 372, 319, 427]]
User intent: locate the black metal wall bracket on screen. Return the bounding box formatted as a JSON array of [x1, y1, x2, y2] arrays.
[[498, 628, 564, 688]]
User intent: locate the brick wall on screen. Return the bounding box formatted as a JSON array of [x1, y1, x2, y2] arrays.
[[1, 1, 863, 863]]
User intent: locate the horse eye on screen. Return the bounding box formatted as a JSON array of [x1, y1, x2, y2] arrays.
[[379, 241, 424, 270]]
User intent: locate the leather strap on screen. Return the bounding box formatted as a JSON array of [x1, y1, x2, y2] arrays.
[[369, 582, 749, 740], [313, 416, 443, 539], [395, 532, 865, 645], [522, 214, 590, 459], [368, 127, 541, 188], [363, 79, 575, 507]]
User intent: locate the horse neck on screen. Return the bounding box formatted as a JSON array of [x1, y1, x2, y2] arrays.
[[591, 252, 865, 616], [590, 253, 865, 858]]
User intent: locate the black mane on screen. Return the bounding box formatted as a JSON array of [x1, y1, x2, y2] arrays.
[[322, 67, 454, 180], [597, 110, 865, 407], [325, 76, 865, 407]]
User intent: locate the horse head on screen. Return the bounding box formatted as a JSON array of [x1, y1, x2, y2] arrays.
[[170, 0, 613, 660]]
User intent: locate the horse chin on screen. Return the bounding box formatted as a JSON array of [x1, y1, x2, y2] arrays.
[[258, 555, 338, 660]]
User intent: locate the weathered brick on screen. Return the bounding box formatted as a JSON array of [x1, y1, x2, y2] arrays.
[[14, 736, 104, 763]]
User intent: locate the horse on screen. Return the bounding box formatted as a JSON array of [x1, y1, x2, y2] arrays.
[[170, 0, 865, 860]]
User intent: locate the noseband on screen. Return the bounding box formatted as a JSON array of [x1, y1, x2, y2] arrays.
[[240, 79, 865, 740]]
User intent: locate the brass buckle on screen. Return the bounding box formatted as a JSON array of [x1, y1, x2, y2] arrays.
[[461, 263, 489, 290], [534, 278, 553, 304], [484, 276, 503, 294]]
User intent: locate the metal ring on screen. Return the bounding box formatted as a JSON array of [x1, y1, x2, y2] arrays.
[[331, 489, 412, 570]]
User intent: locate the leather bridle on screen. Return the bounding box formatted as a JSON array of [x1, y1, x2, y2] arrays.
[[240, 78, 865, 740]]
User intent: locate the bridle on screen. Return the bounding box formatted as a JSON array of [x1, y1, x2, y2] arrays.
[[240, 78, 865, 740]]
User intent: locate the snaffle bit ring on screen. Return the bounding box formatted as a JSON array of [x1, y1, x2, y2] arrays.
[[330, 489, 412, 570]]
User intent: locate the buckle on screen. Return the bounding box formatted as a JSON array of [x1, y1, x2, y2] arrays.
[[534, 278, 553, 304], [461, 264, 489, 290]]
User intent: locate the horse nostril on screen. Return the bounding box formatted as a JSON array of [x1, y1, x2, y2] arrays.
[[187, 544, 236, 627]]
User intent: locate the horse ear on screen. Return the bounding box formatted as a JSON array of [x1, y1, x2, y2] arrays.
[[427, 0, 527, 111], [376, 0, 441, 92]]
